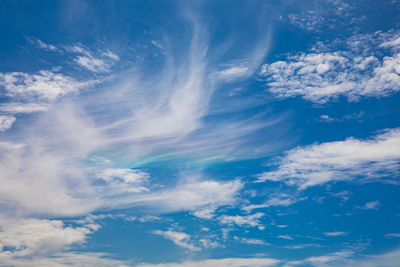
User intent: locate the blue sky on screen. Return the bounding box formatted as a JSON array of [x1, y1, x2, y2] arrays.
[[0, 0, 400, 266]]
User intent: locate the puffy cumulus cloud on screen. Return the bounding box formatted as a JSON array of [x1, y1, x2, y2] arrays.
[[219, 212, 264, 228], [135, 257, 279, 267], [152, 230, 200, 251], [0, 71, 96, 101], [0, 115, 16, 131], [0, 217, 97, 259], [260, 32, 400, 103], [284, 0, 354, 32], [258, 128, 400, 189]]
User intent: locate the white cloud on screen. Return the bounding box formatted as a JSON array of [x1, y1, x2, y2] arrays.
[[152, 230, 200, 251], [96, 168, 149, 193], [102, 49, 120, 61], [151, 40, 165, 50], [285, 243, 322, 249], [219, 212, 264, 228], [217, 66, 249, 80], [75, 55, 110, 73], [0, 115, 16, 132], [278, 235, 293, 240], [287, 247, 400, 267], [323, 231, 348, 237], [0, 71, 96, 101], [136, 257, 279, 267], [27, 37, 57, 51], [258, 128, 400, 189], [385, 233, 400, 238], [0, 103, 50, 113], [242, 194, 305, 213], [359, 200, 380, 210], [0, 217, 96, 258], [234, 236, 270, 246], [0, 252, 129, 267], [285, 0, 353, 32], [68, 44, 118, 73], [131, 180, 243, 215], [319, 115, 336, 123], [260, 33, 400, 103], [380, 36, 400, 49]]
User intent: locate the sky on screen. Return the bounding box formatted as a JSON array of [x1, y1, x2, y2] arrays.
[[0, 0, 400, 266]]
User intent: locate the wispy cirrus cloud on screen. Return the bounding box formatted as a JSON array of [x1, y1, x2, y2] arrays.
[[152, 230, 200, 251], [323, 231, 348, 237], [242, 193, 306, 213], [136, 257, 279, 267], [26, 37, 58, 51]]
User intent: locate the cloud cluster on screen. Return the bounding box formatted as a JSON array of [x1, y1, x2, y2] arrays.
[[0, 115, 16, 132], [258, 128, 400, 189], [260, 33, 400, 103], [0, 71, 96, 101], [219, 212, 265, 228], [0, 216, 107, 266]]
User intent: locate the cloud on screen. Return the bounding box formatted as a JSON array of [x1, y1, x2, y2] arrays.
[[359, 200, 380, 210], [258, 128, 400, 189], [0, 103, 50, 113], [385, 233, 400, 238], [0, 71, 96, 101], [102, 50, 120, 61], [234, 236, 270, 246], [219, 212, 264, 228], [135, 257, 279, 267], [0, 6, 283, 265], [75, 56, 110, 73], [152, 230, 200, 251], [287, 247, 400, 267], [216, 66, 249, 80], [319, 112, 365, 123], [323, 232, 348, 237], [67, 44, 119, 73], [284, 243, 322, 249], [278, 235, 293, 240], [0, 115, 16, 132], [0, 252, 129, 267], [0, 217, 97, 259], [242, 194, 305, 213], [260, 32, 400, 103], [96, 168, 150, 193], [27, 37, 57, 51], [130, 180, 243, 215], [284, 0, 354, 32], [380, 36, 400, 49]]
